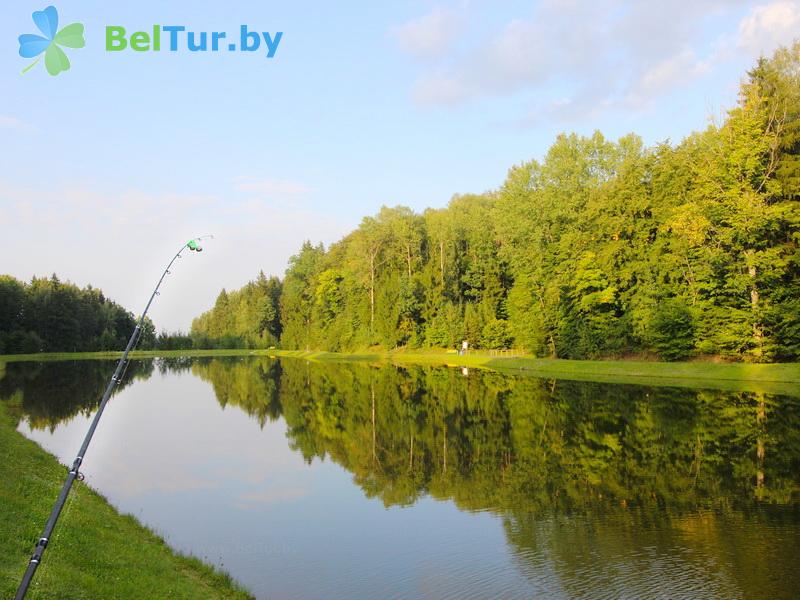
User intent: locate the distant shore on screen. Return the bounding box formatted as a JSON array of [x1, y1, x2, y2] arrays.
[[2, 349, 799, 395]]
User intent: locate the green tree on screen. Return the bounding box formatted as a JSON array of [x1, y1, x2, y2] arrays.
[[650, 299, 696, 361]]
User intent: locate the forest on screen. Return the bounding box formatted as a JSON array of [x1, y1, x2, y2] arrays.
[[194, 44, 800, 362], [0, 274, 156, 354], [2, 45, 799, 362]]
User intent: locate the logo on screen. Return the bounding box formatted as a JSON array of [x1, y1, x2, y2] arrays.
[[16, 6, 282, 77], [104, 26, 282, 57], [18, 6, 85, 76]]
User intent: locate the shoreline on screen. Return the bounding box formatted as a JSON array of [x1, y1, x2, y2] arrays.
[[2, 349, 799, 395], [0, 401, 253, 599]]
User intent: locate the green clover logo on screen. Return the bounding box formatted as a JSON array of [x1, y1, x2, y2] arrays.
[[18, 6, 85, 76]]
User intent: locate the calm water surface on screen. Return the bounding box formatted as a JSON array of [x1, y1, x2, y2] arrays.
[[2, 357, 799, 599]]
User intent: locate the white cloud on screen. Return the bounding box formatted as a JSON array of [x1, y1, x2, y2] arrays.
[[396, 1, 777, 120], [409, 16, 553, 106], [481, 19, 549, 92], [626, 49, 712, 108], [391, 7, 463, 60], [412, 71, 470, 105], [739, 1, 800, 56]]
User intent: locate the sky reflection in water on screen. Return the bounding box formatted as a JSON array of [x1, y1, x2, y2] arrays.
[[3, 357, 799, 600]]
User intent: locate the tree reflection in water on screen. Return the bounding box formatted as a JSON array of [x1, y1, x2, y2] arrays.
[[3, 356, 798, 597]]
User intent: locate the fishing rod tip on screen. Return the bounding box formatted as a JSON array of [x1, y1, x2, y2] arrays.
[[186, 235, 214, 252]]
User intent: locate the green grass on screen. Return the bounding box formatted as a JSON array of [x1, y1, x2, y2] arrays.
[[271, 349, 800, 396], [181, 348, 788, 395], [2, 348, 799, 395], [0, 402, 253, 600]]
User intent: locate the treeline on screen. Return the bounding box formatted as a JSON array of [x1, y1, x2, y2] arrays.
[[0, 274, 156, 354], [191, 45, 800, 361], [268, 44, 799, 361], [0, 269, 283, 355], [190, 272, 282, 349]]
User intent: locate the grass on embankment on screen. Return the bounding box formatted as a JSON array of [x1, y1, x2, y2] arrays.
[[0, 402, 253, 600], [2, 348, 799, 395], [273, 349, 800, 396]]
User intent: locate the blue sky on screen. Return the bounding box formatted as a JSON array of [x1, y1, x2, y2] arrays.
[[1, 0, 798, 330]]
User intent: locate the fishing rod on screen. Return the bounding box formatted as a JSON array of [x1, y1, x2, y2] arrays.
[[15, 236, 213, 600]]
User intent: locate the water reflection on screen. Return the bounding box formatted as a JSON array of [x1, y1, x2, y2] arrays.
[[2, 357, 799, 599], [188, 359, 800, 512], [0, 359, 152, 430]]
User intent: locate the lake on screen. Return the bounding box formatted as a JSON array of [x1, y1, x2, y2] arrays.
[[2, 356, 799, 599]]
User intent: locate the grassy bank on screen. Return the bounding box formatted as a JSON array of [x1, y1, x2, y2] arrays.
[[2, 348, 799, 395], [273, 349, 800, 396], [0, 402, 252, 599]]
